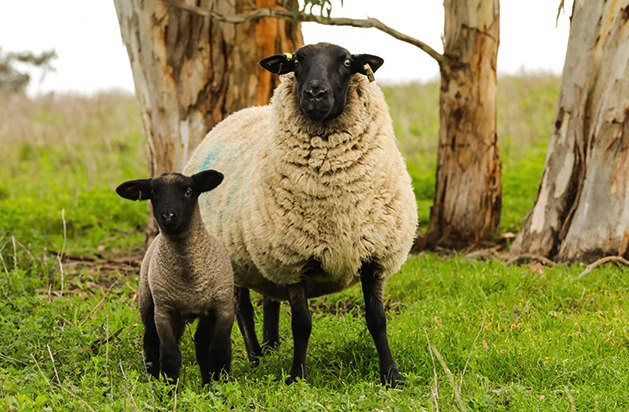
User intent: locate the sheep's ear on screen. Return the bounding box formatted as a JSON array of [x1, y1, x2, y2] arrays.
[[192, 170, 224, 194], [260, 53, 296, 75], [351, 54, 384, 75], [116, 179, 152, 201]]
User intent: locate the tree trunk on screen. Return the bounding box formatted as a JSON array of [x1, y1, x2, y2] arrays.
[[114, 0, 303, 240], [417, 0, 501, 250], [510, 0, 629, 263]]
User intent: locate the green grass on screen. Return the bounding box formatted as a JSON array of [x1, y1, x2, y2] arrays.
[[4, 75, 625, 410]]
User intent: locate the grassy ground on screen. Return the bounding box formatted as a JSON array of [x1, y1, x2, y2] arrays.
[[2, 75, 627, 411]]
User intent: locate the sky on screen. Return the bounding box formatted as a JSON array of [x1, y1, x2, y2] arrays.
[[0, 0, 571, 95]]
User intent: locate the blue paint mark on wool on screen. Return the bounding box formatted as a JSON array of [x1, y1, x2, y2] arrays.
[[198, 142, 224, 173]]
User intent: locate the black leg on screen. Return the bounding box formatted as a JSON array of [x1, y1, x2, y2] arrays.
[[208, 311, 233, 382], [140, 298, 160, 379], [360, 262, 405, 388], [235, 286, 262, 364], [195, 315, 215, 385], [262, 297, 281, 353], [286, 281, 311, 385], [154, 309, 183, 386]]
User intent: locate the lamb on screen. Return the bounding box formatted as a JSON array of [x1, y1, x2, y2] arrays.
[[183, 42, 417, 388], [115, 170, 234, 387]]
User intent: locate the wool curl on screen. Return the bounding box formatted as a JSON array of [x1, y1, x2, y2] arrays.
[[184, 73, 417, 301]]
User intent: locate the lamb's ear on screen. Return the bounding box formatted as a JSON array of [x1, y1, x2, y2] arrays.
[[351, 54, 384, 75], [116, 179, 152, 201], [260, 53, 296, 75], [192, 170, 224, 194]]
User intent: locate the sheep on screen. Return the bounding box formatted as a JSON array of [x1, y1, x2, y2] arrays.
[[183, 42, 417, 388], [115, 170, 234, 387]]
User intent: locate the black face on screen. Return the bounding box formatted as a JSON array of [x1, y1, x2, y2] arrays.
[[260, 43, 384, 122], [116, 170, 224, 236], [148, 174, 197, 235]]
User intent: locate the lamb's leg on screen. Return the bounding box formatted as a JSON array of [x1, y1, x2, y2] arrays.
[[360, 262, 405, 388], [234, 286, 262, 364], [208, 309, 233, 381], [262, 298, 280, 353], [286, 281, 311, 384], [139, 295, 160, 379], [154, 308, 184, 386], [194, 315, 215, 385]]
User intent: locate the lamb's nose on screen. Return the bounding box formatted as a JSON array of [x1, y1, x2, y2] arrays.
[[162, 211, 175, 220]]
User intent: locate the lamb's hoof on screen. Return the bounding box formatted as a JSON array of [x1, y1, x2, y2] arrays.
[[285, 375, 306, 385], [382, 371, 405, 389]]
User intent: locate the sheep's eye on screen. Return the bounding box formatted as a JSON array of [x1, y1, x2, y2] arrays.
[[294, 59, 299, 66], [344, 59, 352, 67], [184, 188, 193, 197]]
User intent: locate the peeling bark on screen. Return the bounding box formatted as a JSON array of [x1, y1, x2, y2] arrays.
[[114, 0, 302, 240], [417, 0, 501, 250], [510, 0, 629, 263]]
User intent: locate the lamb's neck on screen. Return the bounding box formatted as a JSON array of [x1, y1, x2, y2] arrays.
[[159, 206, 209, 257]]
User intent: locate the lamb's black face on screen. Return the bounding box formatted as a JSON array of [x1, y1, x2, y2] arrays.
[[149, 174, 198, 235], [115, 170, 224, 236], [259, 43, 384, 122]]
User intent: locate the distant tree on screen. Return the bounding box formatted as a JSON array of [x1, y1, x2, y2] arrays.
[[418, 0, 501, 250], [510, 0, 629, 263], [0, 48, 56, 94]]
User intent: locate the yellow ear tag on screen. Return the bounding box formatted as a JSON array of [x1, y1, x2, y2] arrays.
[[284, 53, 293, 61], [363, 63, 375, 82]]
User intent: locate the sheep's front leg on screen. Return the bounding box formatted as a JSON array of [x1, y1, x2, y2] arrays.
[[360, 262, 405, 388], [262, 297, 280, 353], [286, 281, 311, 384], [235, 287, 262, 364], [154, 308, 185, 386]]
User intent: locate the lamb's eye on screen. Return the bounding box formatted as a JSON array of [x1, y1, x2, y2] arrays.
[[184, 188, 193, 197], [344, 59, 351, 67], [294, 59, 299, 66]]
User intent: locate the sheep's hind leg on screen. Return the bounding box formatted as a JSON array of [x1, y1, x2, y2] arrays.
[[360, 262, 405, 388], [286, 281, 311, 384], [262, 298, 280, 353], [235, 287, 262, 364]]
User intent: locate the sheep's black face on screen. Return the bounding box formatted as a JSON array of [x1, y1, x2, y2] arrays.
[[115, 170, 224, 236], [259, 43, 384, 122], [293, 44, 353, 122]]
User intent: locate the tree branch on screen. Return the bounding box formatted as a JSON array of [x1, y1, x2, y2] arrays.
[[158, 0, 444, 64]]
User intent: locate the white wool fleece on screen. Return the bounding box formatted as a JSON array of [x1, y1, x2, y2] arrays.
[[184, 73, 417, 301]]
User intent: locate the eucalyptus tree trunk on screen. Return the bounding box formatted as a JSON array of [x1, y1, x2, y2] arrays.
[[418, 0, 501, 250], [114, 0, 303, 240], [510, 0, 629, 263]]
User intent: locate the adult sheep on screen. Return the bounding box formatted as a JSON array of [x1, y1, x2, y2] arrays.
[[184, 42, 417, 388]]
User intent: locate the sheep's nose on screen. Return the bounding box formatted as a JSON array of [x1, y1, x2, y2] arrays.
[[162, 211, 176, 221], [304, 85, 328, 100]]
